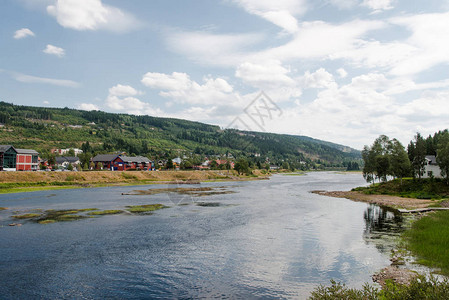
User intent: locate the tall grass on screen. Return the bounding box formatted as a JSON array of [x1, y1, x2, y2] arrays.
[[403, 211, 449, 275]]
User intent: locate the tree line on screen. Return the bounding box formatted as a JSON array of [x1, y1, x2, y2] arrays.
[[362, 130, 449, 184]]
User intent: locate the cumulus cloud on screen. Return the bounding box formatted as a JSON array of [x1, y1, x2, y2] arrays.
[[235, 60, 296, 89], [13, 72, 79, 87], [300, 68, 336, 89], [142, 71, 236, 105], [260, 19, 386, 61], [46, 0, 140, 32], [337, 68, 348, 78], [362, 0, 394, 11], [104, 84, 162, 116], [388, 12, 449, 76], [43, 44, 65, 57], [232, 0, 306, 33], [13, 28, 35, 39], [78, 103, 100, 111], [166, 30, 263, 67]]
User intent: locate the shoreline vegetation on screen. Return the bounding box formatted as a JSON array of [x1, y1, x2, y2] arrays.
[[312, 177, 449, 299], [0, 169, 270, 194]]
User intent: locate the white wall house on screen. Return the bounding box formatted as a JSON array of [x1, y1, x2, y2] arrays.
[[423, 155, 442, 178]]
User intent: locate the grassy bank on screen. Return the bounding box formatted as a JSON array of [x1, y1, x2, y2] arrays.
[[0, 170, 268, 194], [402, 210, 449, 275], [353, 178, 449, 200]]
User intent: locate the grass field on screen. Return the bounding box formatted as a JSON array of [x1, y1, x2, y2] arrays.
[[403, 210, 449, 275], [353, 178, 449, 200]]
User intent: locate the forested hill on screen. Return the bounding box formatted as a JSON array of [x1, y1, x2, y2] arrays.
[[0, 101, 361, 169]]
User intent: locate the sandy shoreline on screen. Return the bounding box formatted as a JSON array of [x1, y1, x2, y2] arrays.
[[312, 190, 434, 210]]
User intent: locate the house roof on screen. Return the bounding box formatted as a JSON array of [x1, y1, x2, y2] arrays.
[[425, 155, 438, 165], [173, 157, 182, 164], [16, 149, 39, 155], [92, 154, 120, 162], [56, 156, 80, 164], [0, 145, 16, 153], [120, 156, 151, 163]]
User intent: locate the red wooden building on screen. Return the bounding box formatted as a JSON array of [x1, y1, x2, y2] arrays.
[[15, 149, 39, 171]]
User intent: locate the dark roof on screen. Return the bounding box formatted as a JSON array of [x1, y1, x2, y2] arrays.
[[56, 156, 80, 164], [425, 155, 438, 165], [92, 154, 120, 162], [120, 156, 151, 163], [16, 149, 39, 155], [0, 145, 16, 153]]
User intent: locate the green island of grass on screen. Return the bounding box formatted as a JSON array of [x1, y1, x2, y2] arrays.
[[87, 210, 123, 216], [126, 204, 167, 213], [12, 213, 42, 219]]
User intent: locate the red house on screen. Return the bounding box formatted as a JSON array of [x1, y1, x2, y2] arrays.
[[112, 156, 152, 171], [16, 149, 39, 171]]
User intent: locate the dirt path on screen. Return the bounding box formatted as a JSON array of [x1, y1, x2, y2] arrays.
[[312, 190, 434, 210]]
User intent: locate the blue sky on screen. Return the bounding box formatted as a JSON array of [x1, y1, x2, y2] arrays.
[[1, 0, 449, 149]]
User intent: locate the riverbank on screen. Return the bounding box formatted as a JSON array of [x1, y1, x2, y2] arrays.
[[313, 187, 449, 288], [0, 170, 269, 194], [312, 190, 435, 210]]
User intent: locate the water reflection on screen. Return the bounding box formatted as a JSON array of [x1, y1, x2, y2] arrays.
[[363, 204, 404, 253]]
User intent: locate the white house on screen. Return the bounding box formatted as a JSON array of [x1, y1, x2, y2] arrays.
[[423, 155, 442, 178]]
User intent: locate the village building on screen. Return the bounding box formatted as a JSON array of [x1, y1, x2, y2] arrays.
[[16, 149, 39, 171], [92, 154, 120, 170], [423, 155, 442, 178], [51, 148, 83, 156], [0, 145, 17, 171], [92, 154, 153, 171], [55, 156, 81, 170]]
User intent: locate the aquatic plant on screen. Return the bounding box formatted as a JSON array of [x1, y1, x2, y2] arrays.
[[12, 213, 42, 219], [87, 210, 123, 215], [126, 204, 166, 213]]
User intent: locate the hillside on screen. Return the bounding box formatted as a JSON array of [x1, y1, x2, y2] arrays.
[[0, 101, 360, 169]]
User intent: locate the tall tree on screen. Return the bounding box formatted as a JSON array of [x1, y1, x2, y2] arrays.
[[390, 139, 411, 185], [436, 132, 449, 185], [412, 133, 426, 179]]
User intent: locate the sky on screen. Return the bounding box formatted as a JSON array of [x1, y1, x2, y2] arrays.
[[1, 0, 449, 149]]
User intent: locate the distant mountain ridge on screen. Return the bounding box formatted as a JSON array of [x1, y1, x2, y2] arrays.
[[0, 101, 361, 169]]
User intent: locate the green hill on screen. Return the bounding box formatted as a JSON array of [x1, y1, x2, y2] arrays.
[[0, 101, 361, 169]]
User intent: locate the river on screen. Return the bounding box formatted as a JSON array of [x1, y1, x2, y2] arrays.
[[0, 172, 404, 299]]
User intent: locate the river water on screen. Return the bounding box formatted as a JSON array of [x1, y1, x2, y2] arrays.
[[0, 172, 404, 299]]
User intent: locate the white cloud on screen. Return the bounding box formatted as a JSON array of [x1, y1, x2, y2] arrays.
[[13, 72, 79, 87], [232, 0, 306, 33], [43, 44, 65, 57], [337, 68, 348, 78], [13, 28, 35, 39], [109, 84, 141, 97], [43, 100, 50, 105], [46, 0, 140, 32], [398, 91, 449, 119], [260, 19, 386, 61], [388, 12, 449, 76], [166, 30, 263, 67], [362, 0, 394, 11], [235, 60, 296, 89], [300, 68, 336, 89], [104, 84, 162, 116], [78, 103, 100, 111], [142, 71, 236, 105]]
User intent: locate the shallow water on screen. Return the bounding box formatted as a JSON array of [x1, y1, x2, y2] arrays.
[[0, 172, 404, 299]]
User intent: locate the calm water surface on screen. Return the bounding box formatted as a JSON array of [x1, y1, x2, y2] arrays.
[[0, 172, 404, 299]]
